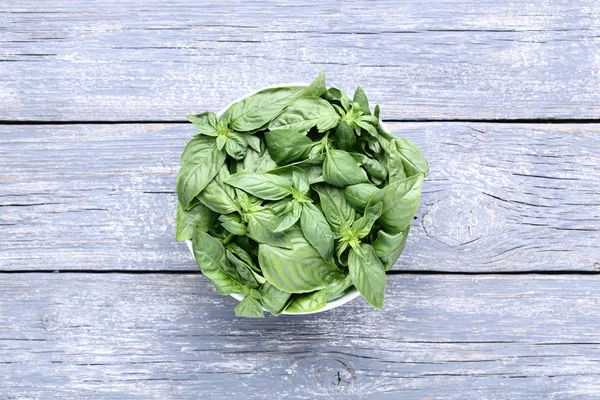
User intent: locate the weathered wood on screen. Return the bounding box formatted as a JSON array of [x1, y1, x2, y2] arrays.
[[1, 1, 599, 120], [1, 122, 598, 272], [0, 273, 599, 399]]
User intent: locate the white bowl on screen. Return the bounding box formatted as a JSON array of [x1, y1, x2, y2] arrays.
[[183, 82, 391, 315]]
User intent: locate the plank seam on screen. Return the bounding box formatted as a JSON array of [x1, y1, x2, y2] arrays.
[[1, 119, 600, 125]]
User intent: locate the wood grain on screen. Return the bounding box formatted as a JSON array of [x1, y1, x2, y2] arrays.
[[0, 273, 599, 399], [1, 0, 599, 121], [1, 122, 598, 272]]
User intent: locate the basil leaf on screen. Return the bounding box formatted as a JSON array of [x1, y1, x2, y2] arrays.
[[247, 209, 293, 249], [353, 86, 371, 115], [216, 135, 226, 151], [352, 202, 383, 239], [175, 201, 215, 241], [227, 242, 258, 271], [258, 229, 343, 293], [367, 174, 424, 234], [274, 201, 302, 232], [224, 131, 248, 160], [388, 136, 429, 177], [344, 183, 380, 212], [197, 167, 239, 214], [192, 230, 244, 295], [324, 276, 353, 302], [313, 184, 355, 233], [269, 97, 340, 133], [350, 153, 388, 183], [219, 213, 247, 235], [224, 87, 302, 132], [246, 134, 262, 153], [291, 167, 310, 195], [384, 138, 407, 182], [226, 172, 293, 200], [259, 282, 292, 316], [186, 112, 219, 136], [254, 150, 278, 173], [285, 290, 326, 313], [324, 87, 351, 111], [323, 150, 369, 187], [300, 202, 335, 260], [373, 227, 409, 270], [176, 137, 226, 209], [264, 129, 314, 165], [226, 250, 259, 288], [348, 244, 386, 310], [301, 68, 327, 97], [334, 121, 357, 152], [234, 295, 265, 318]]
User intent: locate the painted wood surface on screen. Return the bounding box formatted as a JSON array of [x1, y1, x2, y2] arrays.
[[2, 122, 598, 272], [1, 0, 600, 121], [1, 273, 600, 399]]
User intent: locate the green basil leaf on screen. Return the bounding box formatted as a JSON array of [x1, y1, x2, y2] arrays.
[[219, 213, 247, 235], [176, 137, 226, 209], [225, 172, 293, 200], [254, 149, 279, 173], [224, 87, 302, 132], [274, 201, 302, 232], [186, 112, 219, 136], [336, 240, 349, 267], [192, 230, 244, 295], [374, 104, 380, 119], [324, 87, 351, 111], [350, 153, 388, 183], [353, 86, 371, 115], [259, 282, 292, 316], [388, 136, 429, 177], [216, 135, 226, 150], [227, 243, 258, 271], [323, 150, 369, 187], [384, 137, 407, 182], [355, 119, 378, 137], [226, 250, 259, 288], [258, 229, 343, 293], [246, 134, 262, 152], [373, 227, 409, 270], [324, 276, 354, 302], [301, 202, 335, 260], [264, 129, 314, 165], [301, 68, 327, 97], [352, 202, 383, 239], [334, 121, 357, 152], [313, 184, 355, 233], [269, 97, 340, 133], [348, 244, 386, 310], [197, 167, 239, 214], [234, 295, 265, 318], [291, 167, 310, 195], [247, 209, 293, 249], [175, 200, 215, 241], [367, 174, 424, 234], [344, 183, 380, 212], [285, 290, 326, 313], [224, 132, 248, 160]]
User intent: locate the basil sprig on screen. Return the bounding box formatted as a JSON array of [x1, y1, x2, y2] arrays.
[[176, 70, 428, 317]]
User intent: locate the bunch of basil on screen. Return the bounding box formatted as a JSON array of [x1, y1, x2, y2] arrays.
[[175, 70, 428, 317]]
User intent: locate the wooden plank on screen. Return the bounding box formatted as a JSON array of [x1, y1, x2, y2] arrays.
[[1, 1, 599, 121], [1, 123, 598, 272], [1, 273, 600, 398]]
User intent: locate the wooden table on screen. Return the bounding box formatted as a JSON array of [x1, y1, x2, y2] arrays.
[[2, 1, 599, 398]]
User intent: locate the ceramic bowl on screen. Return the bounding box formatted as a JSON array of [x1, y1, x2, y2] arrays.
[[184, 82, 397, 314]]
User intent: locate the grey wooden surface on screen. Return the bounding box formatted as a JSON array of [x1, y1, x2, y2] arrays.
[[1, 274, 600, 399], [1, 0, 600, 398], [1, 123, 598, 272], [1, 0, 600, 121]]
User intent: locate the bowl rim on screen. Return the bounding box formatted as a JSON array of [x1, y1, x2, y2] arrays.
[[184, 82, 391, 315]]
